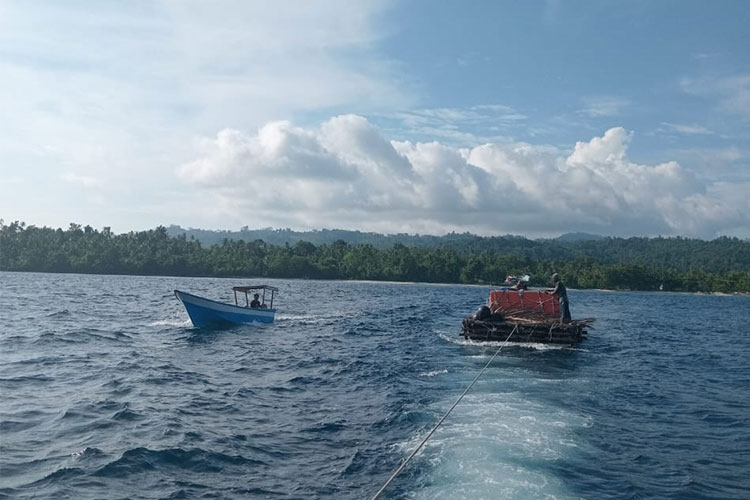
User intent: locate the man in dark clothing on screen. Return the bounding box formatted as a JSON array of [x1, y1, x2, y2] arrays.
[[250, 293, 261, 308], [547, 273, 571, 322]]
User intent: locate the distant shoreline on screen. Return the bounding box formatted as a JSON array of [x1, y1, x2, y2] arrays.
[[591, 287, 749, 296], [3, 269, 749, 296], [3, 222, 749, 293]]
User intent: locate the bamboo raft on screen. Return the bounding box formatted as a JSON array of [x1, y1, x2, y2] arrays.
[[461, 311, 595, 344], [461, 288, 595, 345]]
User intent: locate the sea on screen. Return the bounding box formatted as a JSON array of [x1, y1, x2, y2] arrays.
[[1, 271, 749, 500]]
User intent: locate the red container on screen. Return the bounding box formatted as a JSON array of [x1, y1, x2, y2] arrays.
[[489, 289, 560, 317]]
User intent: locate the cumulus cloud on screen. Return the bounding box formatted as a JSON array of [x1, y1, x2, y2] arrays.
[[0, 1, 409, 189], [177, 116, 750, 238]]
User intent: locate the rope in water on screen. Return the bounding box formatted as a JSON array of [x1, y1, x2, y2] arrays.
[[369, 324, 519, 500]]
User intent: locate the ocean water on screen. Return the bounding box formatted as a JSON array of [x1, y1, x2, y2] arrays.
[[1, 272, 749, 500]]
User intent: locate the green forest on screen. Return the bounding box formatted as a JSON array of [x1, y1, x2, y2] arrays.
[[2, 221, 750, 293]]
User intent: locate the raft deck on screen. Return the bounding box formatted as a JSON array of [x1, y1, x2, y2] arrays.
[[461, 310, 595, 345]]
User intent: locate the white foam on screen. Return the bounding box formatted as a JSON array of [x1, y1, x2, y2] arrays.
[[401, 387, 589, 499], [437, 331, 585, 352], [275, 310, 347, 323], [149, 319, 192, 327], [420, 369, 448, 377]]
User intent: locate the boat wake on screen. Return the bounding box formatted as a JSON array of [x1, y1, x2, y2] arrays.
[[435, 331, 577, 351], [149, 319, 192, 327], [398, 390, 590, 500], [275, 310, 347, 323]]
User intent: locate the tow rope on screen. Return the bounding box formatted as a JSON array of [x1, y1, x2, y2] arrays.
[[369, 324, 518, 500]]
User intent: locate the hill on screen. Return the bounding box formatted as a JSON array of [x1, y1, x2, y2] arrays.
[[165, 225, 750, 273], [3, 221, 749, 292], [554, 232, 605, 242]]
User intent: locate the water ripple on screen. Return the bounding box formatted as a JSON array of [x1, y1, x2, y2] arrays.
[[1, 272, 749, 499]]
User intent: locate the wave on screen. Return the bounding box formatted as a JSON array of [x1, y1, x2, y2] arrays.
[[4, 275, 750, 500], [0, 374, 55, 384], [93, 447, 264, 477], [301, 420, 347, 434], [45, 309, 71, 318], [70, 447, 107, 460]]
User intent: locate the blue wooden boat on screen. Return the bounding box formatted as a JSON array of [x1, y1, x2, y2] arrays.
[[174, 285, 278, 327]]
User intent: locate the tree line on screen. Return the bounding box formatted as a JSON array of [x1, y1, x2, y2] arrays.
[[2, 221, 749, 293]]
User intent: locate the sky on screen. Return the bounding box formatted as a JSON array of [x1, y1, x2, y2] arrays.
[[1, 0, 749, 239]]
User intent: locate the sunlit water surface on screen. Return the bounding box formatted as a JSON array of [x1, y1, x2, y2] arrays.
[[1, 272, 749, 499]]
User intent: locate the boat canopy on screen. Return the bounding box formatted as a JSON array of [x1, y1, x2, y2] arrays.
[[232, 285, 279, 293], [232, 285, 278, 309]]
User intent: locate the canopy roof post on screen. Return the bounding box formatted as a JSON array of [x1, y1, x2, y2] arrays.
[[231, 285, 279, 309]]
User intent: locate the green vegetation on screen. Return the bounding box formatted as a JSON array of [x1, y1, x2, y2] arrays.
[[2, 221, 750, 293]]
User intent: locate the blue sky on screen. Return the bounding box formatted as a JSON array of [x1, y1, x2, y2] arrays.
[[1, 1, 748, 238]]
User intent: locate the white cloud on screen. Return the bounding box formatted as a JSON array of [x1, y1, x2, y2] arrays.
[[714, 76, 750, 116], [177, 117, 750, 238], [2, 3, 748, 238], [681, 75, 750, 118], [579, 96, 631, 117], [659, 122, 714, 135], [378, 105, 526, 146], [0, 1, 409, 186], [61, 172, 103, 188], [684, 146, 743, 164], [0, 1, 412, 231]]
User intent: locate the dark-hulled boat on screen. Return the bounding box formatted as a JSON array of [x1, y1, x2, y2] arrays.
[[461, 288, 594, 345]]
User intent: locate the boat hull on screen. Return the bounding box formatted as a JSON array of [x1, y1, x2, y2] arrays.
[[174, 290, 276, 327], [461, 316, 587, 345]]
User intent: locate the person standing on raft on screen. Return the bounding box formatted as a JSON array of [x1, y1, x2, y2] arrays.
[[546, 273, 571, 323]]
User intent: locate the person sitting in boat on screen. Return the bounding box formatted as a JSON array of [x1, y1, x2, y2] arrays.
[[250, 293, 261, 308], [546, 273, 571, 323]]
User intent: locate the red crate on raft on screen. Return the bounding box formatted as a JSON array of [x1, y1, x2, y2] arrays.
[[489, 289, 560, 317]]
